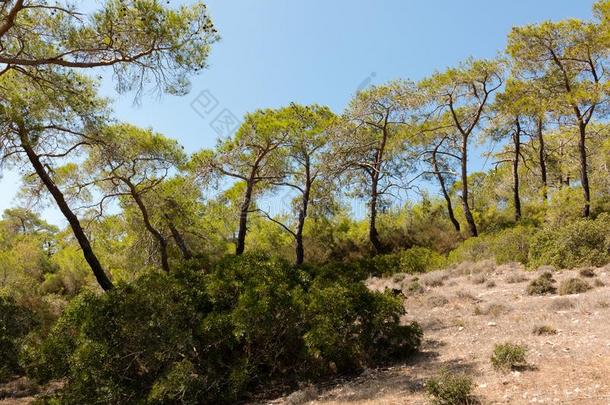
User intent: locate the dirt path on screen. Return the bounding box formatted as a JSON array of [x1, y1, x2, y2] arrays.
[[265, 262, 610, 405]]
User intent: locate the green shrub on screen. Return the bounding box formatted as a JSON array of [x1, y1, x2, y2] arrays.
[[448, 236, 494, 264], [491, 226, 534, 265], [23, 254, 422, 404], [491, 343, 527, 371], [529, 214, 610, 269], [356, 247, 446, 277], [358, 253, 402, 277], [558, 278, 591, 295], [398, 247, 446, 274], [0, 296, 37, 382], [526, 273, 556, 295], [426, 369, 474, 405]]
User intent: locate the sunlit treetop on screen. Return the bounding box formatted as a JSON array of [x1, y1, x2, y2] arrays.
[[0, 0, 219, 97]]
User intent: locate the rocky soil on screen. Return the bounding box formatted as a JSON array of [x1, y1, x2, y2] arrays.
[[265, 262, 610, 405]]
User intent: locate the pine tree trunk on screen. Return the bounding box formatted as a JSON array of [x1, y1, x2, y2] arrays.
[[20, 131, 114, 290], [460, 135, 478, 237]]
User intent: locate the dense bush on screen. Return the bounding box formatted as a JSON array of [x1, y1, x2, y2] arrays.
[[491, 226, 533, 264], [447, 235, 494, 264], [399, 247, 446, 274], [22, 254, 422, 404], [447, 225, 534, 266], [0, 296, 37, 381], [528, 213, 610, 269], [359, 247, 446, 276]]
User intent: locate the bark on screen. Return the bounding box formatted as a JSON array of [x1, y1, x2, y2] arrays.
[[577, 122, 591, 217], [537, 118, 548, 202], [513, 121, 522, 222], [369, 177, 384, 254], [125, 180, 170, 272], [293, 154, 313, 265], [236, 180, 254, 255], [460, 135, 478, 237], [166, 217, 193, 260], [19, 130, 114, 291], [369, 126, 388, 254], [294, 179, 310, 265], [431, 147, 460, 232]]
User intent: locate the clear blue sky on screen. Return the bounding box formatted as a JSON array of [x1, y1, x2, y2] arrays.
[[0, 0, 596, 223]]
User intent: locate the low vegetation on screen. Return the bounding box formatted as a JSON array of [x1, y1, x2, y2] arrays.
[[0, 0, 610, 403], [491, 343, 528, 371], [426, 369, 475, 405], [526, 273, 557, 296], [558, 278, 591, 295], [19, 255, 423, 404], [532, 325, 557, 336]]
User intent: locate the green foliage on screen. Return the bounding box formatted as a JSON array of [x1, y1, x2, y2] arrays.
[[491, 343, 527, 371], [22, 254, 422, 403], [558, 278, 591, 295], [448, 225, 534, 266], [399, 247, 446, 274], [529, 214, 610, 269], [491, 226, 533, 264], [0, 296, 37, 381], [359, 247, 446, 277], [426, 369, 474, 405], [448, 235, 494, 264]]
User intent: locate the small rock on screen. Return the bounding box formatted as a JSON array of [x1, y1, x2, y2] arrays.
[[488, 321, 497, 327]]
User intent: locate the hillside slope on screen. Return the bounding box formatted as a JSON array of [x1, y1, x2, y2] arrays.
[[267, 262, 610, 405]]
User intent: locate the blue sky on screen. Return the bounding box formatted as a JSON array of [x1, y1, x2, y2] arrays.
[[0, 0, 596, 223]]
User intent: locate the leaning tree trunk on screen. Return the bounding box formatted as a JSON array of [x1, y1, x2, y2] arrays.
[[19, 131, 114, 290], [537, 118, 548, 202], [128, 185, 170, 273], [513, 122, 522, 222], [460, 135, 478, 237], [166, 217, 193, 260], [577, 122, 591, 218], [432, 149, 460, 232]]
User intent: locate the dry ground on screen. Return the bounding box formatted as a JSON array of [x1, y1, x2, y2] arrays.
[[265, 262, 610, 405]]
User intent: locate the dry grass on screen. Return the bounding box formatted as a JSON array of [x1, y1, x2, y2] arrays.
[[532, 325, 557, 336], [421, 272, 447, 288], [505, 273, 529, 284], [427, 295, 449, 308], [267, 263, 610, 405], [470, 273, 487, 285], [548, 297, 575, 311]]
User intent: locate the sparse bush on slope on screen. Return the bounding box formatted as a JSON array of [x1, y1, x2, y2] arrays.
[[558, 278, 591, 295], [526, 272, 557, 295], [426, 369, 474, 405]]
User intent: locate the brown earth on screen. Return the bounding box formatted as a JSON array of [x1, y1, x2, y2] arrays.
[[264, 262, 610, 405]]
